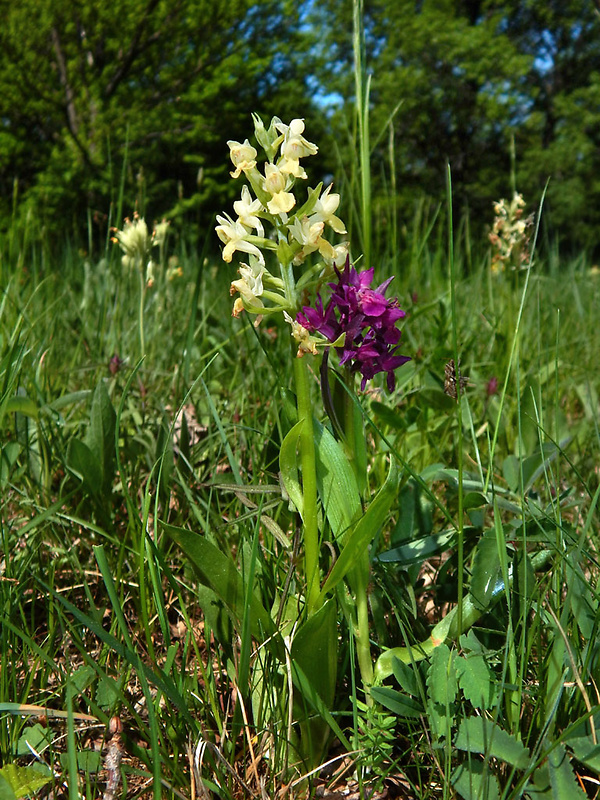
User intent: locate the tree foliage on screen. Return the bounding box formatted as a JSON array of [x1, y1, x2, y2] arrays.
[[0, 0, 318, 243], [1, 0, 599, 255], [307, 0, 600, 255]]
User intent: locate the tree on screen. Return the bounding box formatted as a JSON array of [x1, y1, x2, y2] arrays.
[[0, 0, 317, 246], [306, 0, 600, 257]]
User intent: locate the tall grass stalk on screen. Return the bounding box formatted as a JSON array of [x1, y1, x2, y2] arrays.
[[353, 0, 371, 268]]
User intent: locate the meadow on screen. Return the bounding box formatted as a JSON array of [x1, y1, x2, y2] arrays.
[[1, 112, 600, 800]]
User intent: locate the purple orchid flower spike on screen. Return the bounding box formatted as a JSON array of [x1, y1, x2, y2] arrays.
[[297, 258, 410, 391]]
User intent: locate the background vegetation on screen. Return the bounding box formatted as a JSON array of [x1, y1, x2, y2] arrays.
[[1, 0, 599, 258]]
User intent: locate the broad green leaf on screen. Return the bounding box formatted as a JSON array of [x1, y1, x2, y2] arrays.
[[291, 600, 339, 768], [547, 743, 588, 799], [290, 659, 351, 752], [568, 735, 600, 771], [291, 599, 337, 710], [370, 400, 407, 431], [279, 419, 305, 516], [526, 764, 552, 798], [0, 765, 51, 799], [503, 455, 519, 494], [162, 523, 279, 655], [427, 643, 458, 741], [16, 724, 53, 757], [370, 686, 424, 718], [0, 442, 20, 488], [71, 665, 96, 694], [470, 530, 502, 612], [452, 759, 500, 800], [66, 438, 102, 494], [377, 528, 455, 567], [456, 654, 496, 710], [520, 441, 567, 495], [313, 418, 362, 540], [455, 716, 530, 769], [390, 478, 434, 546], [60, 750, 102, 774], [2, 395, 39, 420], [427, 642, 457, 706], [95, 674, 126, 711], [0, 775, 16, 800], [317, 459, 398, 602], [85, 379, 116, 492], [391, 656, 419, 696]]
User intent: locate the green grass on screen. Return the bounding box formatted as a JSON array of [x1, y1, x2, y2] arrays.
[[1, 215, 599, 799]]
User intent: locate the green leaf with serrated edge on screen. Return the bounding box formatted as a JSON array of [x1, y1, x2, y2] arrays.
[[455, 716, 530, 769], [162, 523, 280, 656], [391, 656, 419, 697], [456, 654, 496, 710], [452, 759, 500, 800], [71, 665, 95, 694], [548, 743, 588, 799], [317, 459, 398, 603], [568, 736, 600, 771], [60, 750, 102, 774], [370, 686, 424, 718], [470, 530, 502, 612], [427, 643, 457, 741], [0, 764, 52, 798], [313, 418, 361, 541], [0, 775, 16, 800], [459, 629, 486, 655], [427, 642, 457, 706]]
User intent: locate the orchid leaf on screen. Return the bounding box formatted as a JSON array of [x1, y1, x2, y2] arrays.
[[313, 418, 362, 540], [317, 459, 398, 603], [279, 419, 305, 517]]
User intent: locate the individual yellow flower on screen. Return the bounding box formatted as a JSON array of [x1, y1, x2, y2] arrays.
[[215, 213, 265, 264], [230, 259, 267, 303], [310, 184, 347, 234], [278, 154, 308, 179], [289, 216, 335, 263], [227, 139, 258, 178], [233, 185, 264, 236], [263, 163, 295, 214], [276, 119, 318, 160]]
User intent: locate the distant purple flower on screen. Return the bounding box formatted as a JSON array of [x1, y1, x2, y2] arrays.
[[486, 376, 499, 398], [297, 259, 410, 391]]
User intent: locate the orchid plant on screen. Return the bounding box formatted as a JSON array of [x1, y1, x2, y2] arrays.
[[173, 115, 410, 771]]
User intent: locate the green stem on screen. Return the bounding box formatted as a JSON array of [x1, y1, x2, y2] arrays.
[[341, 369, 373, 693], [138, 263, 146, 357], [293, 353, 321, 617], [353, 557, 374, 692]]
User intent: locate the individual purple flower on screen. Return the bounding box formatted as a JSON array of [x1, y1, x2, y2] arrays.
[[297, 259, 410, 391]]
